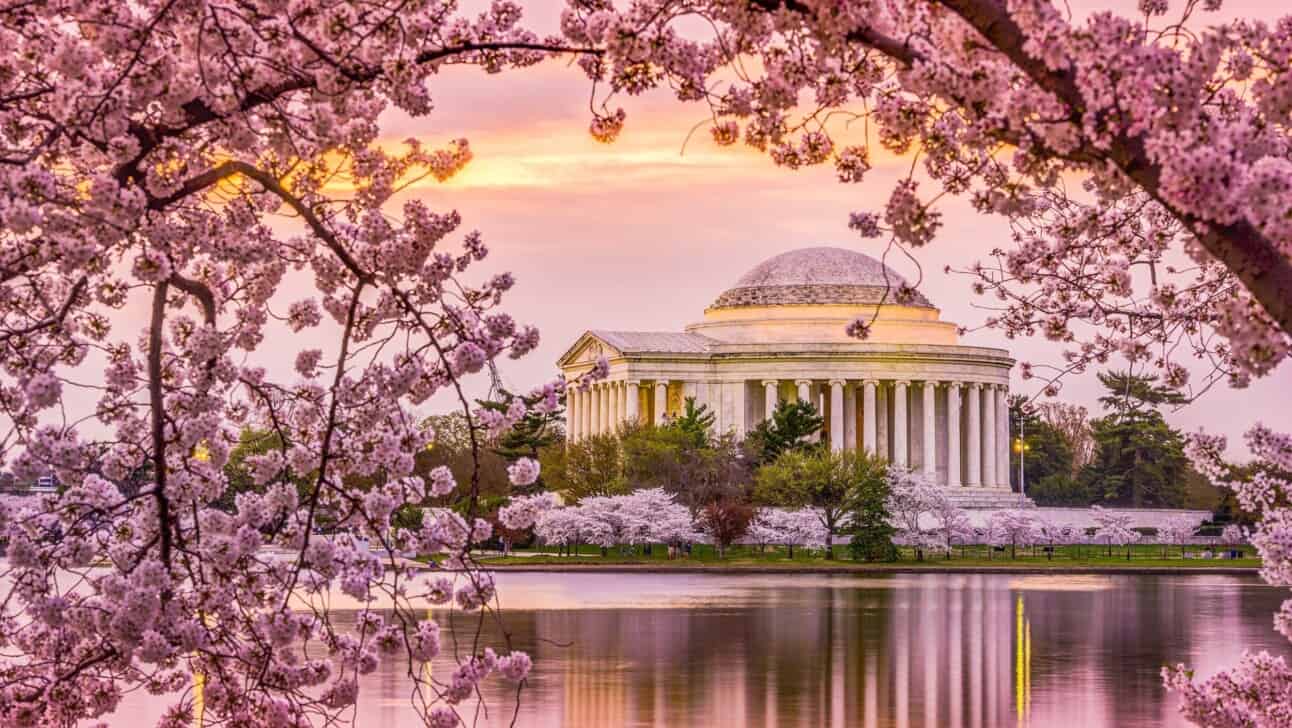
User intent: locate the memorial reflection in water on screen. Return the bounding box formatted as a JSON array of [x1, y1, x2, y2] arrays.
[[109, 573, 1287, 728]]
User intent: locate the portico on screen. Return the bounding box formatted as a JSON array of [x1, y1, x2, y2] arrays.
[[557, 247, 1015, 491]]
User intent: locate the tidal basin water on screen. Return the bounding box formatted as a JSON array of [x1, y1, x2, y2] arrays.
[[116, 572, 1288, 727]]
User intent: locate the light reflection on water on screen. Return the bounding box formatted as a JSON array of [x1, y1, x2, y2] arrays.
[[109, 572, 1287, 727]]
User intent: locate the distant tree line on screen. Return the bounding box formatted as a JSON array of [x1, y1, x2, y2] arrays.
[[213, 368, 1233, 558], [1010, 371, 1225, 512]]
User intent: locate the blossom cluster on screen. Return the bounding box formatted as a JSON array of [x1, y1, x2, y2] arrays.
[[0, 1, 591, 724], [562, 0, 1292, 396]]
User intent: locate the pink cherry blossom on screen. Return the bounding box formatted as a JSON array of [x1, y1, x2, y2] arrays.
[[506, 457, 541, 487], [0, 2, 594, 723]]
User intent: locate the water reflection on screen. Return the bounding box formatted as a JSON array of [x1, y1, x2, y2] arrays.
[[112, 573, 1288, 727]]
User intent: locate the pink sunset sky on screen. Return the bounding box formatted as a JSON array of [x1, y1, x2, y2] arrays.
[[361, 0, 1288, 456]]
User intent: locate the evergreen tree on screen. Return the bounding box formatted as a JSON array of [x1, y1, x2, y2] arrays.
[[1078, 371, 1191, 507], [745, 399, 825, 464], [670, 397, 716, 448], [477, 387, 565, 492], [843, 452, 895, 562]]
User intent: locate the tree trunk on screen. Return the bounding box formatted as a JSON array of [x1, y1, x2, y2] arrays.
[[787, 544, 794, 559], [825, 533, 834, 560]]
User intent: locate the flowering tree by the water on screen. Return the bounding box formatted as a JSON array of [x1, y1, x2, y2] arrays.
[[1030, 516, 1061, 558], [747, 508, 829, 558], [1091, 505, 1140, 559], [927, 495, 973, 558], [1162, 430, 1292, 725], [1220, 522, 1251, 548], [754, 448, 885, 559], [1158, 514, 1204, 558], [498, 489, 560, 532], [0, 1, 610, 724], [885, 467, 944, 560], [534, 506, 612, 555], [575, 488, 695, 550], [986, 509, 1038, 559]]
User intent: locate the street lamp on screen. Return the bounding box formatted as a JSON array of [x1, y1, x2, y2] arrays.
[[1013, 434, 1030, 504]]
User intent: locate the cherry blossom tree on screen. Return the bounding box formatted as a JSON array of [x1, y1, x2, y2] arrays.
[[498, 489, 559, 533], [0, 1, 605, 724], [986, 509, 1038, 559], [1163, 429, 1292, 725], [1031, 515, 1062, 560], [928, 493, 972, 558], [1220, 522, 1250, 549], [885, 467, 943, 560], [576, 488, 695, 552], [1091, 505, 1140, 559], [747, 507, 828, 559], [1158, 513, 1203, 558], [568, 0, 1292, 392], [534, 506, 612, 556], [496, 488, 558, 553]]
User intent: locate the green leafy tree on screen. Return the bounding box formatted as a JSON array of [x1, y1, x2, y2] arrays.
[[621, 421, 749, 514], [745, 399, 825, 464], [418, 412, 511, 512], [1008, 395, 1078, 504], [538, 433, 626, 502], [1078, 371, 1191, 507], [754, 448, 884, 559]]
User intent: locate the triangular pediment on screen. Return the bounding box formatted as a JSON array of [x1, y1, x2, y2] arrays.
[[556, 331, 623, 369]]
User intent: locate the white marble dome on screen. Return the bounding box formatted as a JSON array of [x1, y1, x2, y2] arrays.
[[710, 246, 932, 309]]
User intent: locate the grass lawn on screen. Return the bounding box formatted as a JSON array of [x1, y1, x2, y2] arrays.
[[476, 543, 1261, 570]]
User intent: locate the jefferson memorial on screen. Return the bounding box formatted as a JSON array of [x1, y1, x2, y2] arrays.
[[557, 247, 1015, 494]]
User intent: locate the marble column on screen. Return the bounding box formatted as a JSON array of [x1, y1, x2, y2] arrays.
[[763, 380, 778, 420], [893, 380, 909, 467], [862, 379, 878, 455], [966, 383, 982, 487], [603, 384, 613, 435], [922, 382, 936, 477], [983, 384, 997, 487], [625, 380, 640, 425], [829, 380, 845, 452], [608, 381, 620, 432], [877, 383, 889, 459], [654, 381, 669, 425], [843, 382, 857, 451], [796, 379, 812, 403], [580, 384, 592, 439], [567, 386, 579, 441], [998, 386, 1010, 490], [946, 382, 961, 487]]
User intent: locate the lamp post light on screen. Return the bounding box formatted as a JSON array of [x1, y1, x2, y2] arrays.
[[1013, 424, 1030, 505]]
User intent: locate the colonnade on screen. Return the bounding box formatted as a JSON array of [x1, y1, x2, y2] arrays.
[[566, 377, 1011, 488]]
